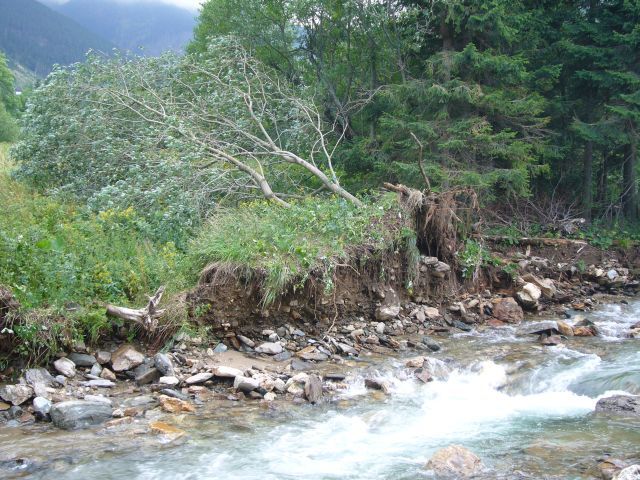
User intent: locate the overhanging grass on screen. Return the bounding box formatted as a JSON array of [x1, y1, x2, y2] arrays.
[[186, 194, 411, 305]]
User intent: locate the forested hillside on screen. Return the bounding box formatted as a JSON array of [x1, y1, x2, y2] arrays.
[[45, 0, 197, 55], [0, 0, 115, 78]]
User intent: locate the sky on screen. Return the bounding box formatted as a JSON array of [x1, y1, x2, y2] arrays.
[[45, 0, 203, 12]]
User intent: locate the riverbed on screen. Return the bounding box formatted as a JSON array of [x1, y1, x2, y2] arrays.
[[2, 300, 639, 479]]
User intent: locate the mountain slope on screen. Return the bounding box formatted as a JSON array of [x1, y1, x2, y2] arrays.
[[0, 0, 115, 78], [45, 0, 197, 56]]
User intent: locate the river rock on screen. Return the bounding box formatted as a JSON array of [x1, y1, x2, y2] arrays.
[[237, 335, 255, 348], [492, 298, 523, 324], [595, 395, 640, 416], [426, 445, 484, 478], [304, 374, 323, 404], [556, 320, 574, 337], [521, 273, 557, 298], [158, 395, 195, 413], [111, 344, 144, 372], [90, 363, 103, 377], [54, 357, 77, 378], [540, 334, 563, 346], [68, 352, 96, 368], [121, 395, 157, 409], [405, 356, 426, 368], [234, 376, 260, 393], [154, 353, 174, 376], [365, 378, 391, 394], [255, 342, 283, 355], [24, 368, 55, 388], [273, 351, 293, 361], [519, 320, 559, 336], [515, 283, 541, 310], [100, 368, 116, 381], [615, 465, 640, 480], [135, 367, 160, 386], [186, 372, 213, 385], [212, 366, 244, 378], [598, 458, 629, 480], [84, 395, 112, 405], [49, 400, 113, 429], [150, 421, 186, 442], [375, 304, 401, 321], [84, 379, 115, 388], [574, 325, 597, 336], [32, 397, 52, 418], [159, 376, 180, 386], [421, 336, 441, 352], [96, 351, 111, 365], [0, 385, 33, 405]]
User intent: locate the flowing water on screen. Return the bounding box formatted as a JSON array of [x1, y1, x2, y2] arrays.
[[2, 300, 640, 479]]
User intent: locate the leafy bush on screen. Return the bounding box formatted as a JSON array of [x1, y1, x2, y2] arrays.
[[186, 194, 405, 305]]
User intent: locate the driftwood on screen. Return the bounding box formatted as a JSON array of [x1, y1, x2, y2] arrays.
[[478, 235, 588, 247], [106, 286, 165, 332]]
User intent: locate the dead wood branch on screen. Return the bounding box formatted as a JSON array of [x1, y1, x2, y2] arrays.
[[106, 286, 166, 332], [477, 235, 587, 247]]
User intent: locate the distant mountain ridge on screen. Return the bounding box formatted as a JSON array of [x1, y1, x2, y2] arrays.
[[43, 0, 197, 56], [0, 0, 116, 79]]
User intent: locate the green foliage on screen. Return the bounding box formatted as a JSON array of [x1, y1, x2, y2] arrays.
[[186, 194, 404, 305], [457, 239, 498, 280]]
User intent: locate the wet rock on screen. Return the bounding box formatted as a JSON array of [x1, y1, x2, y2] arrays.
[[615, 465, 640, 480], [234, 376, 261, 394], [323, 373, 346, 381], [574, 325, 597, 336], [32, 397, 52, 418], [54, 358, 77, 378], [0, 401, 9, 411], [426, 445, 484, 478], [49, 400, 113, 429], [90, 363, 103, 377], [405, 356, 426, 368], [336, 343, 358, 356], [24, 368, 55, 388], [263, 392, 276, 401], [96, 351, 111, 365], [516, 283, 541, 310], [158, 395, 195, 413], [273, 351, 293, 362], [121, 395, 157, 409], [296, 346, 329, 362], [519, 320, 559, 336], [255, 342, 283, 355], [364, 378, 391, 394], [453, 320, 472, 332], [492, 298, 524, 324], [68, 353, 96, 368], [595, 395, 640, 416], [150, 421, 186, 442], [186, 372, 213, 385], [415, 368, 432, 383], [375, 304, 401, 321], [154, 353, 174, 376], [0, 385, 33, 406], [213, 343, 227, 353], [213, 366, 243, 378], [304, 374, 323, 404], [291, 358, 313, 370], [84, 395, 112, 405], [135, 367, 160, 386], [100, 368, 116, 381], [159, 376, 180, 386], [598, 458, 628, 480], [421, 336, 441, 352], [161, 389, 189, 400], [84, 379, 115, 388], [237, 335, 255, 348], [111, 344, 144, 372], [556, 320, 574, 337], [540, 334, 563, 346]]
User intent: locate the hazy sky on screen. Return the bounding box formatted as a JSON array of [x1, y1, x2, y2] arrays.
[[46, 0, 203, 11]]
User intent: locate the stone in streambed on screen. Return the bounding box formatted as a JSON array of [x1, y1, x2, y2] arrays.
[[212, 366, 243, 378], [110, 344, 144, 372], [0, 385, 33, 406], [100, 368, 117, 381], [595, 395, 640, 416], [540, 334, 563, 346], [425, 445, 484, 478], [32, 397, 52, 418], [49, 400, 113, 429], [304, 374, 323, 404], [421, 336, 441, 352], [154, 353, 174, 376], [84, 379, 115, 388], [515, 283, 542, 310], [615, 465, 640, 480], [54, 357, 77, 378], [134, 365, 160, 385], [68, 352, 96, 367], [233, 376, 260, 394], [364, 378, 391, 394], [150, 421, 186, 442], [556, 320, 574, 337], [255, 342, 283, 355], [96, 351, 111, 365], [491, 297, 523, 324], [159, 376, 180, 386], [186, 372, 213, 385], [158, 395, 195, 413]]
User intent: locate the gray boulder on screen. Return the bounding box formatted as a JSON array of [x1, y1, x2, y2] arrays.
[[595, 395, 640, 416], [68, 352, 97, 367], [615, 465, 640, 480], [426, 445, 484, 478], [255, 342, 283, 355], [33, 396, 52, 418], [111, 344, 144, 372], [0, 384, 33, 406], [54, 357, 77, 378], [49, 400, 113, 429], [154, 353, 174, 376]]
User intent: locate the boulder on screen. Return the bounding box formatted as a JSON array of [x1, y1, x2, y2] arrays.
[[595, 395, 640, 416], [556, 320, 574, 337], [212, 366, 244, 378], [68, 352, 96, 368], [153, 353, 174, 376], [185, 372, 213, 385], [237, 335, 255, 348], [304, 374, 323, 404], [405, 356, 426, 368], [519, 320, 560, 336], [54, 357, 77, 378], [150, 421, 186, 442], [364, 378, 391, 394], [515, 283, 542, 310], [24, 368, 55, 388], [100, 368, 116, 381], [426, 445, 484, 478], [96, 351, 111, 365], [110, 344, 145, 372], [598, 458, 629, 480], [49, 400, 113, 429], [255, 342, 283, 355], [375, 304, 401, 321], [135, 367, 160, 386], [32, 396, 52, 418], [615, 465, 640, 480], [521, 274, 557, 298], [492, 298, 524, 324], [540, 334, 563, 346], [0, 384, 33, 406], [158, 395, 195, 413], [233, 376, 260, 393], [159, 376, 180, 386], [421, 336, 441, 352]]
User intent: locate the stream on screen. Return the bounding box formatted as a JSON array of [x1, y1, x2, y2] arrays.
[[2, 300, 640, 479]]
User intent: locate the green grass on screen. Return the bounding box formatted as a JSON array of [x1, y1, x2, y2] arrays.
[[186, 194, 410, 305], [0, 143, 185, 362]]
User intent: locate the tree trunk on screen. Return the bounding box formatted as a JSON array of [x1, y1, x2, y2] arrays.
[[440, 17, 453, 82], [622, 134, 638, 221], [596, 151, 609, 206], [583, 141, 593, 221]]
